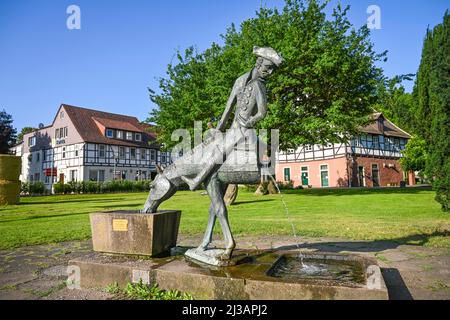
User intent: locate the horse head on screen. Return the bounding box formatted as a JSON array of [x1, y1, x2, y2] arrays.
[[142, 165, 177, 213]]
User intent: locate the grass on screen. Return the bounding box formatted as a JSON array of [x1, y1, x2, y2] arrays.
[[0, 188, 449, 250], [106, 281, 193, 300]]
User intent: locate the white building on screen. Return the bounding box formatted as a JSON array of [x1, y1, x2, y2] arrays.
[[12, 104, 171, 191]]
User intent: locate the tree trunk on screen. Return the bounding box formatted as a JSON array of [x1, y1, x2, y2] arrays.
[[224, 184, 238, 206]]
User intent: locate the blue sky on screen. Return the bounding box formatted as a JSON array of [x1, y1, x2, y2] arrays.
[[0, 0, 448, 131]]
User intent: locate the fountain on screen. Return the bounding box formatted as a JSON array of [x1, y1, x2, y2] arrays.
[[69, 47, 388, 299]]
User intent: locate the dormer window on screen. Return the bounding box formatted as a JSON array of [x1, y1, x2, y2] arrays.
[[135, 133, 142, 142], [116, 131, 123, 139], [106, 129, 114, 138], [29, 136, 36, 147], [126, 132, 133, 140]]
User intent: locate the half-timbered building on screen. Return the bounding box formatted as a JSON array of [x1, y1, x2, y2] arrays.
[[275, 113, 412, 188], [14, 104, 171, 192]]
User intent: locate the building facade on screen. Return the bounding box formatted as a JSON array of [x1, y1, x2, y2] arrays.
[[275, 113, 412, 188], [13, 104, 171, 191]]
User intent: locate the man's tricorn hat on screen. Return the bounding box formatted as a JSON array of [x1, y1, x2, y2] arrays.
[[253, 46, 284, 67]]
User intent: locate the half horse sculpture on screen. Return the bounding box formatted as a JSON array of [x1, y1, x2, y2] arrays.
[[143, 47, 283, 266]]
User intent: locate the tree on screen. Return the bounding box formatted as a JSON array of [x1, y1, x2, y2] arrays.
[[413, 11, 449, 211], [374, 75, 416, 134], [0, 109, 17, 154], [17, 127, 37, 144], [148, 0, 386, 150], [400, 136, 427, 174]]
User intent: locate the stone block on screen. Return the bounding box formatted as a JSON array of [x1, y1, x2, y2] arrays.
[[90, 210, 181, 257]]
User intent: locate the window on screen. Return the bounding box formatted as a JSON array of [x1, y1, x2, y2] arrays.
[[394, 138, 400, 151], [126, 132, 133, 140], [28, 136, 36, 147], [305, 145, 313, 152], [283, 168, 291, 182], [99, 145, 106, 158], [62, 147, 66, 159], [64, 127, 68, 138], [150, 149, 156, 161], [36, 152, 40, 162], [106, 129, 114, 138], [75, 149, 79, 157], [130, 148, 136, 160], [161, 153, 166, 163], [55, 128, 60, 139], [358, 166, 365, 187], [89, 170, 97, 181], [373, 135, 380, 149], [135, 133, 142, 142], [60, 111, 64, 119], [70, 170, 78, 182], [287, 149, 295, 155], [372, 164, 380, 187], [140, 149, 146, 160], [116, 131, 123, 139], [89, 170, 105, 182], [45, 176, 50, 184], [34, 173, 40, 182], [43, 151, 47, 161], [99, 170, 105, 182], [320, 165, 329, 187], [119, 147, 125, 159]]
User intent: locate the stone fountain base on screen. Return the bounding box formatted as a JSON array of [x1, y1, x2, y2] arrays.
[[68, 249, 388, 300], [184, 247, 248, 267]]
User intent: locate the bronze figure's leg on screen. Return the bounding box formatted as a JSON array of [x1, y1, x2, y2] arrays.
[[205, 173, 235, 260], [200, 202, 217, 250]]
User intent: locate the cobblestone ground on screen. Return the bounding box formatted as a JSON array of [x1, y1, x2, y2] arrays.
[[0, 235, 449, 300]]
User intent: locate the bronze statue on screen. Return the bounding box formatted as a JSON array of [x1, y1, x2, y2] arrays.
[[143, 46, 283, 266]]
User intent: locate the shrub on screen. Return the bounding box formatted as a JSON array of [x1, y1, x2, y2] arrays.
[[29, 181, 45, 195]]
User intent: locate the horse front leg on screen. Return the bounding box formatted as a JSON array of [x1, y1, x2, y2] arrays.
[[206, 174, 235, 260]]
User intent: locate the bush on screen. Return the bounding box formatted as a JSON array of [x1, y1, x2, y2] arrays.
[[28, 181, 45, 195], [22, 179, 152, 195]]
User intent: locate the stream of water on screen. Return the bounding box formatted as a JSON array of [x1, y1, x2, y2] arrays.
[[267, 175, 330, 274]]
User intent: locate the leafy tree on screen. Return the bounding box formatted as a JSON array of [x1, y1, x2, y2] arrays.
[[400, 136, 427, 173], [17, 127, 36, 144], [374, 75, 415, 134], [0, 109, 17, 154], [413, 11, 449, 211], [148, 0, 386, 150]]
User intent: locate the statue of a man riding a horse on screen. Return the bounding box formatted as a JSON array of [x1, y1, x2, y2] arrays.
[[143, 47, 283, 266]]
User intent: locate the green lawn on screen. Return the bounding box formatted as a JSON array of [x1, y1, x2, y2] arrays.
[[0, 188, 449, 250]]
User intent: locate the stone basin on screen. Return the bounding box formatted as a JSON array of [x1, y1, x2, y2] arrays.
[[69, 248, 388, 300]]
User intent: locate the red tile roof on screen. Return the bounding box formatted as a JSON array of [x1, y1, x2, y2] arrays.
[[63, 104, 159, 148]]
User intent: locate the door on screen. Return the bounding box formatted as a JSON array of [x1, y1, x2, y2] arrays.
[[301, 167, 309, 185], [358, 166, 365, 187], [320, 165, 329, 187], [372, 164, 380, 187], [59, 173, 64, 184]]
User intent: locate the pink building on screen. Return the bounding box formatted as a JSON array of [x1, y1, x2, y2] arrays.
[[275, 113, 412, 188]]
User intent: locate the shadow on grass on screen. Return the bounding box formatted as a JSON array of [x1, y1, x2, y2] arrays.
[[281, 186, 433, 197], [17, 197, 130, 205], [232, 199, 275, 206], [0, 212, 89, 223]]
